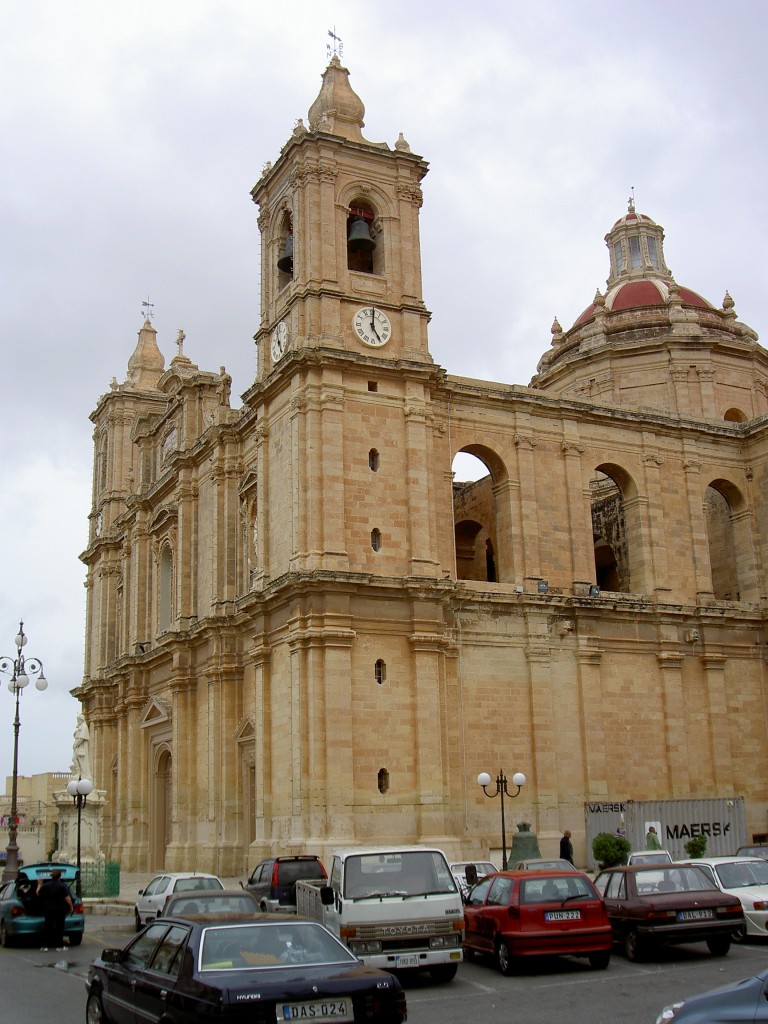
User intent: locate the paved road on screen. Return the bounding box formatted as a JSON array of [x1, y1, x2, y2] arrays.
[[2, 910, 767, 1024]]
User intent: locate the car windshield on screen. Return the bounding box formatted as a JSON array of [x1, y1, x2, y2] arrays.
[[520, 875, 596, 903], [716, 860, 768, 888], [169, 894, 257, 915], [278, 861, 325, 884], [175, 878, 224, 893], [634, 866, 718, 894], [344, 851, 456, 898], [200, 921, 357, 971]]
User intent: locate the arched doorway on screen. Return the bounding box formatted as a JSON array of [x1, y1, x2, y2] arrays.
[[151, 747, 172, 870]]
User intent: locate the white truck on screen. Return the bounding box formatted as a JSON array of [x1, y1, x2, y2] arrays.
[[295, 846, 464, 982]]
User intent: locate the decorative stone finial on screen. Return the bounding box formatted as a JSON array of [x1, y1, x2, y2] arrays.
[[722, 290, 735, 311], [394, 132, 411, 152]]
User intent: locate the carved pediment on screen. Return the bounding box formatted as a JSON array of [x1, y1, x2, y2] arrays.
[[239, 469, 258, 497], [236, 717, 255, 742], [140, 696, 172, 728], [148, 504, 178, 535]]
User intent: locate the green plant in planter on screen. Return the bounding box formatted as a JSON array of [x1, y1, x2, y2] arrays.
[[592, 831, 631, 868], [684, 834, 707, 858]]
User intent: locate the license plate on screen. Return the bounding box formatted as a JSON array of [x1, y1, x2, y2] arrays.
[[394, 953, 420, 967], [545, 910, 581, 921], [678, 909, 713, 921], [280, 999, 353, 1021]]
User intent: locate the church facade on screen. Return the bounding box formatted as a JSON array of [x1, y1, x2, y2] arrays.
[[76, 59, 768, 874]]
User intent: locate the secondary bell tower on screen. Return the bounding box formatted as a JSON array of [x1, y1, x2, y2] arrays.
[[251, 57, 432, 371]]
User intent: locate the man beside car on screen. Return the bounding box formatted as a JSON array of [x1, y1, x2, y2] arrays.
[[36, 868, 73, 951]]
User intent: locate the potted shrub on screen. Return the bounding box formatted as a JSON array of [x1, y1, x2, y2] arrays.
[[593, 831, 631, 869], [684, 834, 707, 858]]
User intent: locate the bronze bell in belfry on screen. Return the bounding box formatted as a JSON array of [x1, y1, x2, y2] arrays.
[[347, 217, 375, 252], [277, 233, 293, 273]]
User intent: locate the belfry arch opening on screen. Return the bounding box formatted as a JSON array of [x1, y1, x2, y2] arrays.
[[452, 449, 503, 582], [277, 211, 293, 289], [347, 200, 383, 275], [590, 464, 639, 593]]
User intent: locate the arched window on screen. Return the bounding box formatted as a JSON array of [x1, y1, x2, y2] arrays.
[[375, 659, 386, 684], [724, 407, 747, 423], [371, 528, 382, 552], [369, 448, 380, 471], [377, 768, 390, 794]]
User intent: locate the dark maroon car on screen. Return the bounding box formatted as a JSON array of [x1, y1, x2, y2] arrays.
[[463, 870, 612, 974], [592, 864, 744, 961]]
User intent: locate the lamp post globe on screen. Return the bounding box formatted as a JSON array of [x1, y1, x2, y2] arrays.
[[477, 767, 528, 871]]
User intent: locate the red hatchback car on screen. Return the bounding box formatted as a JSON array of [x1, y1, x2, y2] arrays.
[[463, 870, 612, 974]]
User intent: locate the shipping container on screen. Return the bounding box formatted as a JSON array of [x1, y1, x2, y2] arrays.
[[585, 798, 746, 865]]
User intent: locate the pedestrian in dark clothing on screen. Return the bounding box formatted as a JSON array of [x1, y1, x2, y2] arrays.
[[560, 829, 574, 864], [36, 869, 73, 950]]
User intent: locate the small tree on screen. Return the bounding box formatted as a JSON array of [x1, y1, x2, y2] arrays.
[[592, 831, 631, 868], [684, 834, 707, 858]]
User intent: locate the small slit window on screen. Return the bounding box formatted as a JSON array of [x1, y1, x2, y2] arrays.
[[377, 768, 389, 794], [371, 528, 381, 551], [375, 659, 386, 684], [369, 449, 380, 471], [368, 381, 378, 392]]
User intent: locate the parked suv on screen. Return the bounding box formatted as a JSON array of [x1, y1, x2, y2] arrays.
[[242, 855, 326, 912]]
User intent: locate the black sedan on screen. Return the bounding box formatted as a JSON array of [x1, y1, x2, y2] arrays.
[[592, 864, 744, 962], [85, 914, 407, 1024], [655, 965, 768, 1022]]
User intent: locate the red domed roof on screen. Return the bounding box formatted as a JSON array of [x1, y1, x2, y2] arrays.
[[573, 280, 712, 328]]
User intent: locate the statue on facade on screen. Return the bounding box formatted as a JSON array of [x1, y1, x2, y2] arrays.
[[70, 713, 93, 780]]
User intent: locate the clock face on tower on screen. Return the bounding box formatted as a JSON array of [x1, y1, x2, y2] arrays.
[[271, 321, 289, 362], [353, 307, 392, 347]]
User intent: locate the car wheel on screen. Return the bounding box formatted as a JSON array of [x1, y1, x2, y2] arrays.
[[134, 908, 143, 932], [496, 938, 516, 976], [588, 950, 610, 970], [429, 964, 458, 983], [0, 920, 15, 948], [623, 928, 646, 963], [706, 935, 731, 956], [68, 933, 83, 947], [86, 992, 111, 1024]]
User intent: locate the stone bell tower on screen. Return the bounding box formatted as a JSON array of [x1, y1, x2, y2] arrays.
[[251, 57, 432, 374]]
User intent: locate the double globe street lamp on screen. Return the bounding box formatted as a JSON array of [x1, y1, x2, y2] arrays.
[[0, 621, 48, 882], [477, 769, 526, 871], [66, 777, 93, 899]]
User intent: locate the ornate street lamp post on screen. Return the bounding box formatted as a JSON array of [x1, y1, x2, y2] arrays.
[[66, 777, 93, 899], [477, 769, 526, 871], [0, 622, 48, 882]]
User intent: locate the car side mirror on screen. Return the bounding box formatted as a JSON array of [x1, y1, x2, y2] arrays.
[[465, 865, 478, 887], [137, 889, 144, 896], [320, 885, 334, 906], [102, 948, 124, 964]]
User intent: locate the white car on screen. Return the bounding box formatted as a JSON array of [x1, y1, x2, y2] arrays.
[[626, 849, 673, 866], [450, 860, 497, 896], [134, 872, 224, 930], [678, 856, 768, 939]]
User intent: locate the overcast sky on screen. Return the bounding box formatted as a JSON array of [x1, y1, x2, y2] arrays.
[[1, 0, 766, 778]]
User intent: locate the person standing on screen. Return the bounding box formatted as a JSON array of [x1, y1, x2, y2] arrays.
[[36, 868, 73, 951], [560, 829, 574, 864], [646, 826, 662, 850]]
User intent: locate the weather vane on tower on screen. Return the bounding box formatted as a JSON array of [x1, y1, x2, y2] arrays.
[[141, 296, 155, 322], [327, 27, 343, 60]]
